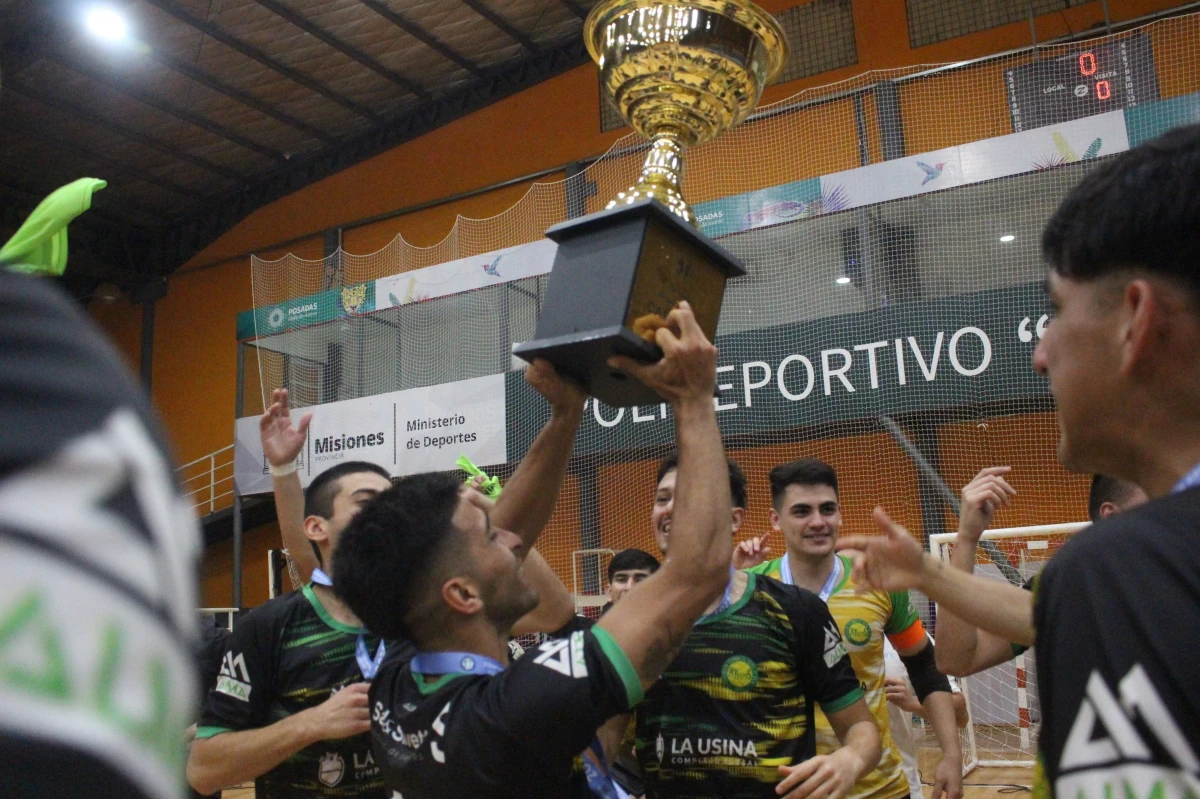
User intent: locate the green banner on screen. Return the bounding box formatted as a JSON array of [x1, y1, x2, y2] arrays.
[[236, 281, 375, 341], [1125, 91, 1200, 147], [506, 282, 1053, 461], [692, 177, 825, 238]]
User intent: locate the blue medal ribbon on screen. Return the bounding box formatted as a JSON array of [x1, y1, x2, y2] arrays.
[[582, 736, 630, 799], [779, 553, 843, 602], [698, 567, 737, 623], [410, 651, 507, 676], [1172, 461, 1200, 494], [311, 567, 334, 586], [311, 568, 385, 679]]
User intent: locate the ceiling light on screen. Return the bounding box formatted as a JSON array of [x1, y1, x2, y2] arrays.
[[85, 7, 129, 42], [999, 234, 1015, 242], [836, 276, 852, 285]]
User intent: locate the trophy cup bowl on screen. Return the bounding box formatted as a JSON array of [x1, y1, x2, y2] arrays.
[[512, 0, 787, 407]]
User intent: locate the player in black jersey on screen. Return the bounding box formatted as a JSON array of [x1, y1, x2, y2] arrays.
[[189, 359, 587, 798], [333, 303, 742, 799], [0, 270, 201, 799], [841, 125, 1200, 799]]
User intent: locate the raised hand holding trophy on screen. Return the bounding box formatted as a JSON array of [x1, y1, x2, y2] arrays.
[[514, 0, 787, 406]]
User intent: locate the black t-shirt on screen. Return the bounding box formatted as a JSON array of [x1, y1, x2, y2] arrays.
[[0, 273, 201, 799], [199, 585, 413, 798], [636, 573, 863, 799], [368, 626, 642, 798], [1033, 487, 1200, 799]]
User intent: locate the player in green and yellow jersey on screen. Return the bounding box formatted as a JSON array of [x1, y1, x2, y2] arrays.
[[744, 459, 964, 799]]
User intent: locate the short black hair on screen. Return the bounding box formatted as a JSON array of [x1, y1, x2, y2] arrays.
[[655, 451, 747, 511], [303, 461, 391, 564], [769, 458, 839, 509], [1042, 124, 1200, 305], [332, 472, 464, 641], [1087, 474, 1141, 523], [607, 549, 660, 582]]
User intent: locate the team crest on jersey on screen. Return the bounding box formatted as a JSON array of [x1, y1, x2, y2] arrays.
[[823, 622, 848, 667], [318, 752, 345, 787], [656, 733, 665, 764], [215, 651, 252, 701], [844, 618, 872, 647], [721, 655, 759, 692]]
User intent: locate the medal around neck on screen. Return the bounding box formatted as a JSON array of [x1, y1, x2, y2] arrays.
[[513, 0, 786, 407]]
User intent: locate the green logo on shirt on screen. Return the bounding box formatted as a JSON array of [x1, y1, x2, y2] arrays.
[[844, 618, 872, 646], [721, 655, 759, 691]]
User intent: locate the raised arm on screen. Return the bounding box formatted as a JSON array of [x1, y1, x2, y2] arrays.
[[260, 389, 316, 585], [934, 468, 1025, 676], [597, 303, 732, 690], [839, 508, 1035, 648]]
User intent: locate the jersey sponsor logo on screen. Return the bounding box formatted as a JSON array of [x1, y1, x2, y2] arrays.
[[656, 732, 665, 765], [823, 621, 849, 667], [215, 651, 252, 701], [531, 631, 588, 678], [430, 701, 451, 764], [843, 618, 872, 647], [353, 750, 380, 781], [721, 655, 760, 692], [318, 752, 345, 787], [660, 736, 760, 765], [374, 702, 429, 750], [1060, 665, 1198, 779]]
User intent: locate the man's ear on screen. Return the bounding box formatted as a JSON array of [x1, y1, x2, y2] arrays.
[[304, 515, 328, 549], [441, 576, 483, 616], [1119, 278, 1162, 377], [768, 507, 782, 532], [1098, 501, 1119, 520], [731, 507, 745, 534]]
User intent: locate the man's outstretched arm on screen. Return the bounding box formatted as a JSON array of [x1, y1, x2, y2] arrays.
[[838, 508, 1035, 648], [259, 388, 317, 585], [597, 303, 732, 690]]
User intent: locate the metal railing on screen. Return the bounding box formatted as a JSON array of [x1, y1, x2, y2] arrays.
[[178, 444, 236, 517]]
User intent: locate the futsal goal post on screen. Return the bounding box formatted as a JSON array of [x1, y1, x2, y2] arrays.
[[926, 522, 1088, 773]]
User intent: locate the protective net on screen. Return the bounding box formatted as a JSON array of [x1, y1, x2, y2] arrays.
[[243, 10, 1200, 774], [925, 523, 1085, 771]]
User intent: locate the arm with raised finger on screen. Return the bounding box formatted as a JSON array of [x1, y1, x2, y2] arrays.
[[260, 389, 316, 584]]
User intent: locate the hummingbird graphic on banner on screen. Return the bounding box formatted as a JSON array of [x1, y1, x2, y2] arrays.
[[481, 255, 503, 277], [917, 161, 945, 185]]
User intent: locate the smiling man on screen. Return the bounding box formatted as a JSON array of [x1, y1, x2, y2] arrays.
[[838, 125, 1200, 799]]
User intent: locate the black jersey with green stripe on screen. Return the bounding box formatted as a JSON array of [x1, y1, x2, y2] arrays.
[[368, 626, 642, 799], [635, 572, 863, 799], [198, 585, 412, 799]]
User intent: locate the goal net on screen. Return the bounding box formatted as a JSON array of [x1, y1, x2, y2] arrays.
[[926, 522, 1087, 771], [234, 9, 1200, 778]]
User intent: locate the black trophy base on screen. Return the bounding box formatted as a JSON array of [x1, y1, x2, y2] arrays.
[[513, 326, 664, 408]]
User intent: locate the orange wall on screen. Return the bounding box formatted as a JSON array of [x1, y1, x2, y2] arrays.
[[86, 0, 1187, 607], [200, 521, 280, 608]]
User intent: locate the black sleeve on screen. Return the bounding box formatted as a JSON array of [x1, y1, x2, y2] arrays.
[[787, 589, 866, 713], [196, 618, 231, 697], [462, 627, 642, 763], [546, 613, 597, 639], [197, 606, 278, 735]]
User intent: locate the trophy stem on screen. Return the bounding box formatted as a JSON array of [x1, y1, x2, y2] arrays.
[[607, 133, 695, 227]]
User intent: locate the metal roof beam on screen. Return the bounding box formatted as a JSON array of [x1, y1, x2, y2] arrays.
[[358, 0, 485, 78], [0, 116, 201, 199], [138, 0, 381, 123], [558, 0, 590, 20], [52, 51, 289, 163], [5, 80, 246, 183], [459, 0, 541, 54], [252, 0, 431, 101], [149, 49, 338, 145]]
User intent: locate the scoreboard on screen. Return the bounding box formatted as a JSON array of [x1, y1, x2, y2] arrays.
[[1006, 31, 1159, 132]]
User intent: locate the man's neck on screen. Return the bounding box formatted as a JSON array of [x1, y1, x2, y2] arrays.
[[310, 583, 361, 627], [787, 550, 838, 595], [703, 568, 744, 615], [421, 619, 512, 665]]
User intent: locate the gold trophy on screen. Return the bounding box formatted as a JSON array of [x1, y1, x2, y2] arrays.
[[514, 0, 787, 406]]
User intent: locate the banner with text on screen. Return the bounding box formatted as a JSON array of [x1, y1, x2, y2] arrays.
[[234, 374, 507, 494]]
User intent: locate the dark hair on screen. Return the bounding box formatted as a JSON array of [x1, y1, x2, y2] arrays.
[[1042, 124, 1200, 305], [655, 451, 747, 511], [769, 458, 839, 509], [1087, 474, 1141, 523], [607, 549, 660, 582], [332, 472, 463, 640], [303, 461, 391, 564]]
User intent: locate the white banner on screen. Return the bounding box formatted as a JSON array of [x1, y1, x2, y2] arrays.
[[234, 374, 507, 495], [375, 238, 557, 310]]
